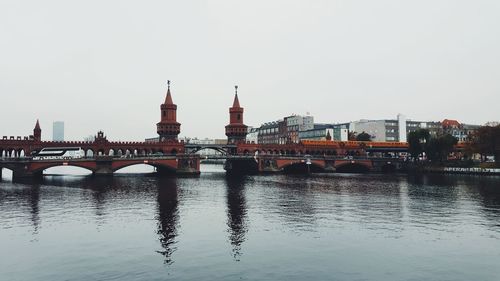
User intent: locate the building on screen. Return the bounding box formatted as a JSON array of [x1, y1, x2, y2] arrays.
[[157, 81, 181, 141], [225, 86, 248, 144], [246, 127, 259, 144], [298, 123, 349, 141], [350, 115, 444, 142], [442, 119, 480, 142], [284, 115, 314, 143], [33, 120, 41, 141], [52, 121, 64, 141], [251, 114, 314, 145], [257, 121, 281, 144]]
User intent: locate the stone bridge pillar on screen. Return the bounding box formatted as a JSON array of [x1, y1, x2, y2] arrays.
[[175, 155, 201, 175], [94, 157, 114, 176], [12, 165, 42, 179]]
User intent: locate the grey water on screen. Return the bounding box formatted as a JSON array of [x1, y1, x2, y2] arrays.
[[1, 165, 500, 281]]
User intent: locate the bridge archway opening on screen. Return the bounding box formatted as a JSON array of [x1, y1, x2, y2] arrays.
[[109, 149, 115, 156], [114, 163, 176, 175], [43, 165, 93, 176], [1, 167, 14, 181], [18, 149, 25, 157], [114, 163, 156, 174], [85, 149, 94, 157], [97, 150, 105, 156], [188, 147, 228, 156], [283, 162, 324, 174], [335, 163, 370, 173]]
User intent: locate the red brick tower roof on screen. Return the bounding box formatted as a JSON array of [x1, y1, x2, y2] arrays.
[[226, 85, 248, 144], [165, 87, 174, 105], [232, 92, 241, 108], [34, 119, 41, 130], [157, 80, 181, 141]]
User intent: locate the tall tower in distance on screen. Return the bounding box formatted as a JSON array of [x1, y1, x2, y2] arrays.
[[157, 80, 181, 142], [33, 119, 41, 141], [225, 85, 248, 144], [53, 121, 65, 141]]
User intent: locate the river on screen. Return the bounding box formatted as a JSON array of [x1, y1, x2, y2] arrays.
[[1, 165, 500, 281]]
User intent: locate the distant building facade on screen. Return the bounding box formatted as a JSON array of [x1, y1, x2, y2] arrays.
[[442, 119, 480, 142], [252, 114, 314, 145], [298, 123, 349, 141], [349, 115, 478, 142], [52, 121, 64, 141], [350, 117, 443, 142]]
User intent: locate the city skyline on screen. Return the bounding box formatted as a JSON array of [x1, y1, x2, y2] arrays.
[[1, 0, 499, 140]]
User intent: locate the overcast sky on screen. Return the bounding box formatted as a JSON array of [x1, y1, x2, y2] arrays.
[[1, 0, 499, 141]]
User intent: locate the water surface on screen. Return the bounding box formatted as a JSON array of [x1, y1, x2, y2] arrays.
[[1, 165, 500, 281]]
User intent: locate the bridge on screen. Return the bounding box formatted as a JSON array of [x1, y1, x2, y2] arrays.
[[0, 155, 200, 178], [0, 83, 411, 179]]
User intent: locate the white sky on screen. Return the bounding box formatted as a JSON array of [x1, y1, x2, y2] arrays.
[[1, 0, 499, 141]]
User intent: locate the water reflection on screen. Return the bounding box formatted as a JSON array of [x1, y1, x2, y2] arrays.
[[28, 185, 41, 235], [225, 175, 248, 261], [156, 177, 179, 264]]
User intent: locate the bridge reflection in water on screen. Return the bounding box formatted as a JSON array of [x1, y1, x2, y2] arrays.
[[225, 175, 248, 261], [156, 177, 180, 265]]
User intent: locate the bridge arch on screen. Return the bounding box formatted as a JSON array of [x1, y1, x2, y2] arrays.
[[30, 162, 96, 174], [112, 161, 177, 174], [85, 149, 94, 157], [43, 165, 94, 176], [188, 146, 228, 156], [0, 166, 14, 180]]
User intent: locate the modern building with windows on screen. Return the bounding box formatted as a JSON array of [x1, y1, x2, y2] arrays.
[[257, 121, 281, 144], [298, 123, 349, 141], [350, 115, 446, 142], [251, 114, 314, 145], [52, 121, 64, 141]]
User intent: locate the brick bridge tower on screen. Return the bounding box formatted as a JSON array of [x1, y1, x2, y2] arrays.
[[225, 85, 248, 144], [33, 119, 41, 141], [157, 81, 181, 141]]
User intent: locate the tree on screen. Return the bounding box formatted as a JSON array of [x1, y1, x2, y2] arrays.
[[348, 131, 357, 141], [426, 134, 458, 162], [356, 131, 372, 141], [407, 129, 430, 160], [469, 124, 500, 163]]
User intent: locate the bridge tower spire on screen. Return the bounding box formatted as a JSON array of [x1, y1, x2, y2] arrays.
[[225, 85, 248, 144], [157, 80, 181, 141], [33, 119, 41, 141]]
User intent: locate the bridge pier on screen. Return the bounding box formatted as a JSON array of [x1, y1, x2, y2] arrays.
[[175, 156, 201, 175], [224, 158, 259, 174], [12, 169, 43, 179], [93, 157, 114, 176]]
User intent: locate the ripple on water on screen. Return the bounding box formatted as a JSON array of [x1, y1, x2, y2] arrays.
[[1, 171, 500, 281]]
